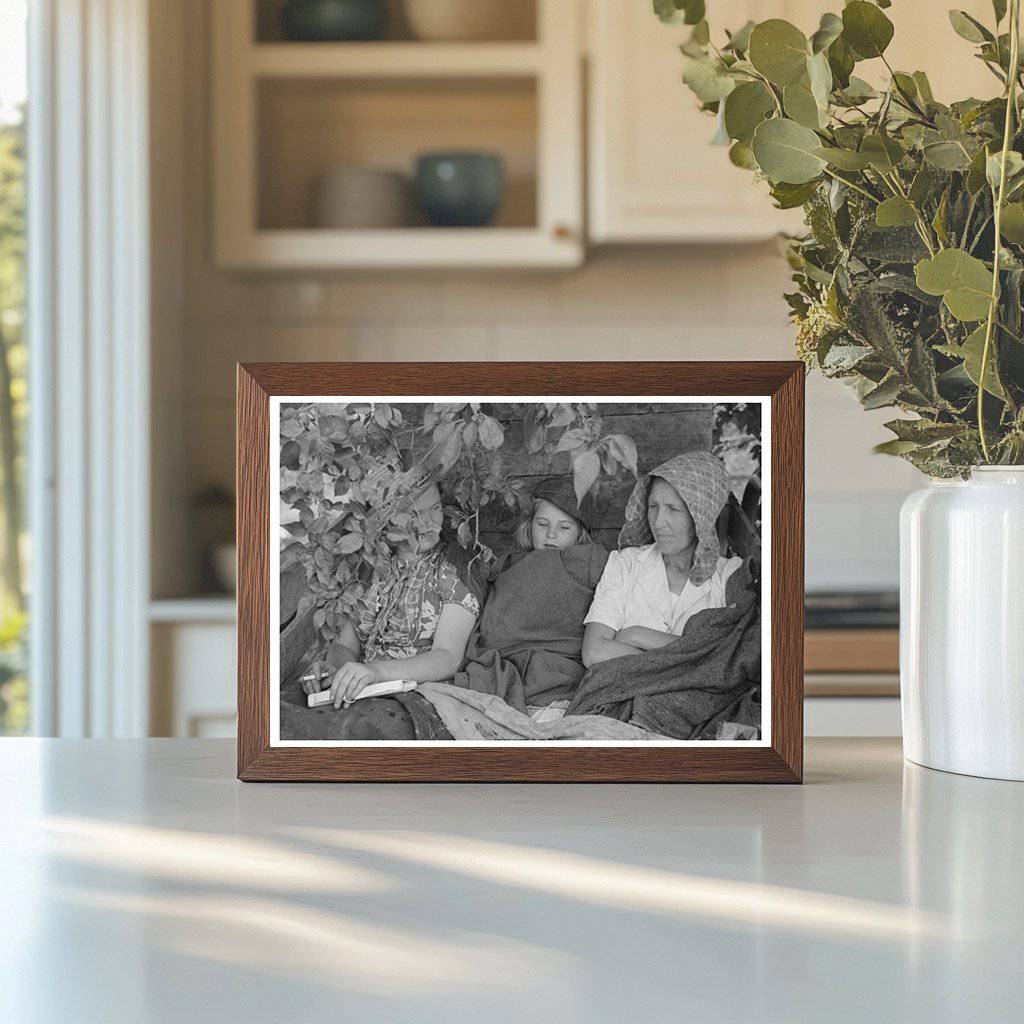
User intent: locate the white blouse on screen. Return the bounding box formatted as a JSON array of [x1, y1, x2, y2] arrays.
[[584, 544, 742, 636]]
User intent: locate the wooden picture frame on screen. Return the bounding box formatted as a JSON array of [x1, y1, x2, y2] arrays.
[[237, 362, 804, 782]]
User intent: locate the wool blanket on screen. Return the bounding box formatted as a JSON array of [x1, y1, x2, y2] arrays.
[[452, 544, 608, 713], [567, 560, 762, 740], [417, 681, 664, 741]]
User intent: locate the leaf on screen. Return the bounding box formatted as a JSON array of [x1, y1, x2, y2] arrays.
[[912, 71, 935, 105], [836, 75, 877, 104], [605, 434, 639, 476], [967, 142, 993, 193], [948, 10, 993, 44], [729, 140, 757, 169], [752, 117, 826, 184], [681, 54, 736, 103], [654, 0, 705, 24], [783, 83, 821, 129], [884, 418, 963, 443], [748, 19, 810, 87], [909, 165, 936, 205], [555, 427, 590, 453], [914, 249, 994, 321], [875, 196, 918, 228], [724, 20, 755, 53], [959, 324, 1007, 398], [807, 51, 833, 111], [572, 449, 601, 505], [1000, 202, 1024, 242], [280, 418, 304, 440], [456, 520, 472, 547], [842, 1, 894, 60], [861, 374, 902, 410], [770, 179, 820, 209], [924, 143, 972, 174], [810, 12, 843, 54], [814, 146, 871, 170], [874, 439, 921, 456], [985, 150, 1024, 191], [993, 0, 1008, 24], [337, 531, 363, 555], [827, 35, 855, 89], [723, 81, 775, 143], [477, 414, 504, 451], [860, 133, 905, 173]]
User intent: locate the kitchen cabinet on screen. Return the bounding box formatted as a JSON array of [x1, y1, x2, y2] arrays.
[[587, 1, 811, 243], [211, 0, 583, 269]]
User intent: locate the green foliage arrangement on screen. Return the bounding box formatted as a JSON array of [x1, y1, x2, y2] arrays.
[[280, 402, 638, 645], [660, 0, 1024, 474]]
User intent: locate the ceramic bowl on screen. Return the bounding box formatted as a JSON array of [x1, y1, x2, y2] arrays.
[[414, 152, 505, 227], [281, 0, 388, 42], [403, 0, 534, 42]]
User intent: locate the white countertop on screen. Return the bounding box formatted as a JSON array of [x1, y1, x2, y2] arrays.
[[1, 738, 1021, 1023]]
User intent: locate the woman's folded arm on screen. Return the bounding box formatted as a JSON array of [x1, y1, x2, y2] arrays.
[[582, 621, 643, 667], [366, 602, 477, 685]]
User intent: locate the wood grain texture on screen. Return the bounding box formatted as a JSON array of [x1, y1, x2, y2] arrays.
[[237, 361, 805, 783]]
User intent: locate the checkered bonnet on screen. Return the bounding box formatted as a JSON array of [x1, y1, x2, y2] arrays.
[[617, 451, 729, 585]]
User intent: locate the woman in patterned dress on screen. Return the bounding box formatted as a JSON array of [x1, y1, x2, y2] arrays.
[[298, 481, 481, 735]]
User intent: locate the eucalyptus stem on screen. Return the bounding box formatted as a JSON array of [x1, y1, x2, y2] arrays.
[[979, 0, 1021, 463], [821, 167, 880, 203]]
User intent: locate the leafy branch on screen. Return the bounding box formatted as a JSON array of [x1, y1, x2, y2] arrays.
[[662, 0, 1024, 474]]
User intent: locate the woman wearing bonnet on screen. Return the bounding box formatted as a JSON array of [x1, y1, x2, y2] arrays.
[[582, 451, 743, 667]]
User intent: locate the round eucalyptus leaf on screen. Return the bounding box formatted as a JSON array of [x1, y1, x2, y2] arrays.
[[681, 55, 736, 103], [810, 12, 843, 54], [783, 83, 822, 129], [724, 80, 775, 143], [748, 19, 809, 87], [729, 140, 758, 170], [875, 196, 918, 228], [752, 117, 826, 184], [999, 202, 1024, 243], [860, 133, 905, 172], [842, 1, 894, 60]]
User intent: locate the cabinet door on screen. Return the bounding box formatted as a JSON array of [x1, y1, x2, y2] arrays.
[[588, 1, 1002, 245], [589, 1, 814, 243]]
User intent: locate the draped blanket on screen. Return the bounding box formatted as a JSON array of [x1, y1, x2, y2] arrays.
[[416, 682, 663, 741], [452, 544, 608, 713], [566, 560, 762, 740]]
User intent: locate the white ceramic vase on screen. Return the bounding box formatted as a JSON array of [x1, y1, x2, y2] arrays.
[[900, 467, 1024, 781]]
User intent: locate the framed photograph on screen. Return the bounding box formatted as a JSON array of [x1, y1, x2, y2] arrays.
[[237, 362, 804, 782]]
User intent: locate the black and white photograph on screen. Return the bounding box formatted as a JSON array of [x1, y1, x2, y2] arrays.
[[271, 397, 768, 745]]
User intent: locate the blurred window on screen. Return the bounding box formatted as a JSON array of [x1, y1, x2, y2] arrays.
[[0, 0, 28, 734]]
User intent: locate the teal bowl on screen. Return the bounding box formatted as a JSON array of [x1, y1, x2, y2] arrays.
[[281, 0, 388, 42], [415, 152, 505, 228]]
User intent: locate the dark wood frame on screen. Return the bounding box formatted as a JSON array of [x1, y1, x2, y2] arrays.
[[237, 362, 804, 782]]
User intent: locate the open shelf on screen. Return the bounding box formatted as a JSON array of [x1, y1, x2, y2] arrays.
[[249, 42, 544, 77], [254, 0, 538, 45], [213, 0, 582, 268], [257, 76, 537, 232]]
